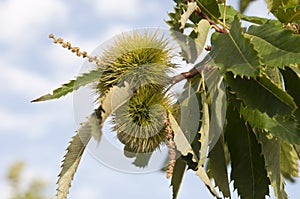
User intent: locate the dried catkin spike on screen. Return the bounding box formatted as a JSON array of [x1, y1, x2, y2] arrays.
[[165, 116, 176, 179], [48, 33, 102, 65]]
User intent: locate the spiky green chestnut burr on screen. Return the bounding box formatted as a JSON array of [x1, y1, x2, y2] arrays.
[[113, 84, 174, 153], [96, 31, 176, 95], [94, 31, 177, 153]]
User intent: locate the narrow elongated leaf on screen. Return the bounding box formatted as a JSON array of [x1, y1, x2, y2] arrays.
[[100, 82, 132, 123], [241, 106, 300, 144], [32, 69, 102, 102], [224, 103, 270, 199], [199, 81, 210, 166], [226, 73, 296, 117], [258, 132, 288, 199], [207, 135, 230, 198], [246, 21, 300, 68], [169, 113, 198, 162], [210, 16, 261, 77], [196, 166, 221, 199], [194, 19, 211, 57], [171, 157, 186, 199], [57, 114, 100, 199], [179, 2, 197, 29], [280, 141, 299, 180], [204, 68, 226, 149], [94, 82, 132, 141]]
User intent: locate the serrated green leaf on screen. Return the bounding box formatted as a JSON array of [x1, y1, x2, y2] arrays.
[[207, 135, 230, 198], [196, 166, 221, 199], [196, 0, 221, 22], [274, 5, 300, 23], [224, 103, 270, 199], [258, 132, 288, 199], [266, 0, 300, 12], [219, 5, 269, 25], [210, 16, 261, 77], [246, 21, 300, 68], [57, 113, 100, 199], [169, 113, 198, 162], [280, 141, 299, 181], [179, 2, 197, 29], [171, 157, 186, 199], [32, 69, 102, 102], [241, 105, 300, 144], [226, 73, 296, 117]]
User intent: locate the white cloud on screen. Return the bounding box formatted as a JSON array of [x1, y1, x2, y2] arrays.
[[0, 59, 53, 98], [94, 0, 140, 18], [0, 0, 69, 46], [0, 105, 73, 138]]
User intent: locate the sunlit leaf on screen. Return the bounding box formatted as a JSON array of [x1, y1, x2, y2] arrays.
[[169, 113, 198, 162], [258, 132, 288, 199], [224, 103, 270, 199], [194, 19, 211, 58], [57, 113, 100, 199], [179, 2, 197, 29], [247, 21, 300, 68], [95, 82, 132, 141], [196, 166, 221, 199], [280, 141, 299, 181], [210, 16, 261, 77], [171, 157, 186, 199], [32, 69, 102, 102]]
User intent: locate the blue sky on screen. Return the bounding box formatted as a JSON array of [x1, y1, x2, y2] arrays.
[[0, 0, 299, 198]]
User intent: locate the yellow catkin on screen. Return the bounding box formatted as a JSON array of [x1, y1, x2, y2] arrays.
[[165, 116, 176, 179], [48, 34, 102, 65]]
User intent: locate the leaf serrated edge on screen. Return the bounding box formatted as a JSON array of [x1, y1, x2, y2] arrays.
[[32, 68, 102, 102]]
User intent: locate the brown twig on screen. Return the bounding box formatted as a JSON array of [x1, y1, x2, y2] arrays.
[[195, 7, 227, 33], [171, 62, 210, 84]]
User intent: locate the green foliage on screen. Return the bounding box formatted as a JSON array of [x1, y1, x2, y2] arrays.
[[33, 0, 300, 198], [210, 16, 261, 77], [224, 103, 270, 199]]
